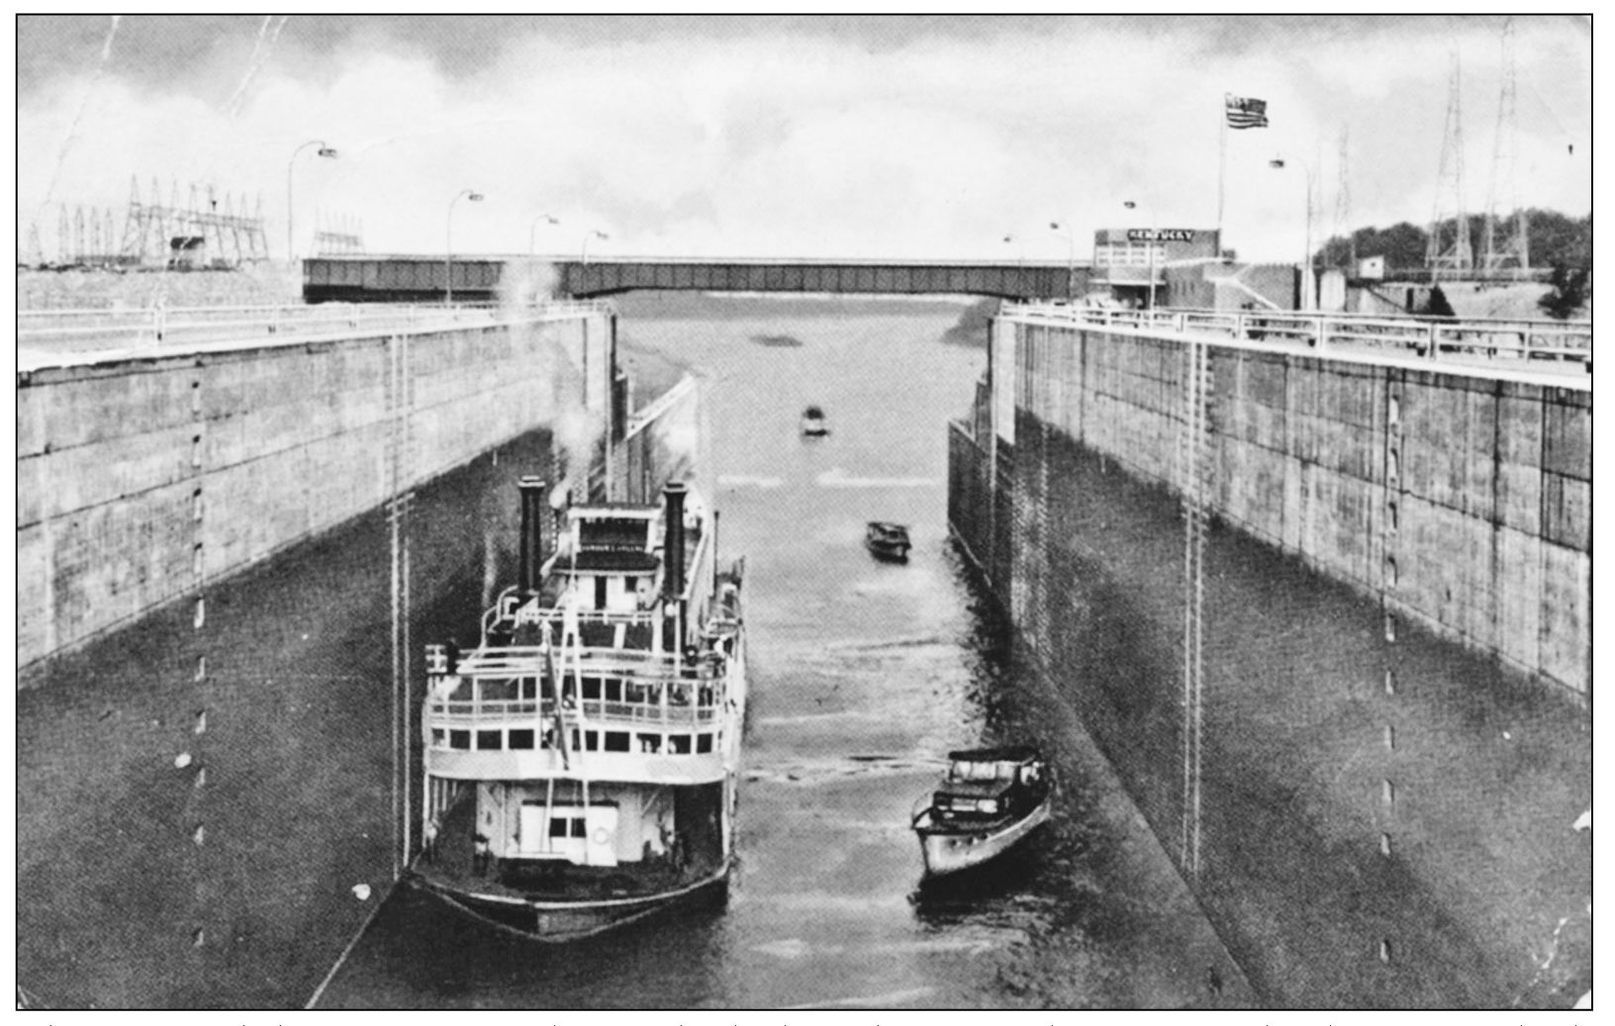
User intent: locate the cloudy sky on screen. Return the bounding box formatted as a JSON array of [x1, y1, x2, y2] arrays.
[[16, 14, 1592, 265]]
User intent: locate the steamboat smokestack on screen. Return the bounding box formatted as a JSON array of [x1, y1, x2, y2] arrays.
[[518, 477, 546, 593], [662, 481, 687, 603]]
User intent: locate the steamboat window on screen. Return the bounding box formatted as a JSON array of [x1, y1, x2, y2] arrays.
[[431, 728, 446, 748], [583, 730, 599, 751], [582, 677, 602, 700], [508, 729, 535, 750], [605, 679, 623, 702], [604, 731, 631, 752], [521, 677, 538, 700], [476, 730, 502, 750], [696, 733, 714, 753], [449, 730, 471, 750], [549, 816, 587, 839], [638, 733, 662, 753], [669, 734, 692, 754], [480, 678, 518, 702], [594, 576, 608, 609]]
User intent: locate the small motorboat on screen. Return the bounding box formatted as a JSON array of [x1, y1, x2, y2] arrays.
[[800, 405, 829, 436], [911, 746, 1054, 879], [865, 521, 912, 561]]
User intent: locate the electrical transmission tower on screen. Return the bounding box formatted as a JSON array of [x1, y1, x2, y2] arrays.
[[1483, 18, 1529, 271], [118, 175, 269, 267], [1331, 125, 1354, 270], [21, 220, 45, 267], [121, 176, 176, 266], [1426, 51, 1473, 277], [314, 209, 365, 256]]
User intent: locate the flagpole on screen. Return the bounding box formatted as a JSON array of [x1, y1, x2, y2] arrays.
[[1217, 94, 1228, 249]]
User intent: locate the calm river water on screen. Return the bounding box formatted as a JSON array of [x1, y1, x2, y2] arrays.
[[313, 297, 1252, 1010]]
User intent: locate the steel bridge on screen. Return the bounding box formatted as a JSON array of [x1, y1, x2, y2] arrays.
[[302, 255, 1084, 303]]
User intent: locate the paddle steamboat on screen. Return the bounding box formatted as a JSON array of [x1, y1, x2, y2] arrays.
[[413, 477, 746, 940]]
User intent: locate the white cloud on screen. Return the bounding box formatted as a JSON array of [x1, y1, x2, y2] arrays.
[[17, 16, 1590, 265]]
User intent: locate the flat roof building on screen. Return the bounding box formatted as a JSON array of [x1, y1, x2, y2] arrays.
[[1091, 228, 1221, 308]]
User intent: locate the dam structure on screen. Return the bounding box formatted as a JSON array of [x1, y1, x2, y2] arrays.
[[15, 270, 1591, 1008], [947, 301, 1591, 1006]]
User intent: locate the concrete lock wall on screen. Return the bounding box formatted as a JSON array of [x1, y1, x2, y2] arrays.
[[17, 311, 611, 674], [949, 316, 1591, 1007], [1003, 321, 1591, 697]]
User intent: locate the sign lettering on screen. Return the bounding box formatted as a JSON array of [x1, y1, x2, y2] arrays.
[[1127, 229, 1196, 242]]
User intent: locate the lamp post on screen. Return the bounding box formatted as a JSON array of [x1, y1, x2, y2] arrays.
[[1123, 199, 1159, 311], [1269, 157, 1315, 310], [1049, 221, 1075, 299], [286, 140, 338, 262], [1003, 233, 1025, 267], [445, 189, 484, 305], [581, 229, 608, 265], [529, 214, 561, 258]]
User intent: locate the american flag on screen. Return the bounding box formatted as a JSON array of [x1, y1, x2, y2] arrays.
[[1225, 94, 1269, 129]]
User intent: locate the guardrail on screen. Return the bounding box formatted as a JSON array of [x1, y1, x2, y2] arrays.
[[1003, 303, 1593, 372], [17, 300, 614, 353], [425, 692, 723, 729]]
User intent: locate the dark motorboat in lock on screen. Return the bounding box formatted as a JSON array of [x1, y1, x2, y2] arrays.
[[911, 746, 1054, 879], [864, 521, 912, 562], [800, 405, 829, 436]]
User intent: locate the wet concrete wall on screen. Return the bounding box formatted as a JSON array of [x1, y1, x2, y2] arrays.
[[947, 319, 1591, 1007], [1001, 320, 1590, 697], [17, 431, 550, 1008], [17, 310, 611, 672]]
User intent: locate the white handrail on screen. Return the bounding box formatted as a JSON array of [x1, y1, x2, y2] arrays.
[[1002, 303, 1591, 368], [17, 300, 615, 350]]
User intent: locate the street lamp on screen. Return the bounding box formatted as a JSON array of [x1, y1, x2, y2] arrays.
[[445, 189, 485, 305], [1123, 199, 1159, 311], [1049, 221, 1075, 299], [529, 214, 561, 257], [581, 229, 609, 265], [287, 139, 338, 262], [1269, 157, 1315, 310], [1002, 233, 1024, 267]]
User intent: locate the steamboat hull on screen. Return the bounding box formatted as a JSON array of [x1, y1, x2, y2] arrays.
[[408, 862, 731, 942]]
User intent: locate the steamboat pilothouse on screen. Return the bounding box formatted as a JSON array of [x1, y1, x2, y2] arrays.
[[412, 477, 745, 940]]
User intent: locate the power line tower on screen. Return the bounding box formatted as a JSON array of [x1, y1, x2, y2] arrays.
[[1426, 51, 1473, 277], [1482, 17, 1529, 271], [56, 205, 72, 265], [1331, 125, 1354, 270], [121, 176, 176, 266], [21, 220, 44, 267], [314, 209, 365, 255]]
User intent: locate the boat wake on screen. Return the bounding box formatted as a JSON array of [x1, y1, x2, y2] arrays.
[[718, 473, 785, 489], [744, 754, 946, 785], [816, 467, 939, 489]]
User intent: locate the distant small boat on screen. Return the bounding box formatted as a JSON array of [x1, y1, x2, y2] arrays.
[[911, 746, 1054, 879], [800, 406, 829, 436], [865, 521, 912, 562]]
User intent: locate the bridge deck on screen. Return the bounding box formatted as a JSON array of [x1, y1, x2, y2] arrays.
[[302, 255, 1082, 302]]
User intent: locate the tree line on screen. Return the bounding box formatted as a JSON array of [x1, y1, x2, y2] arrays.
[[1314, 209, 1591, 272]]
